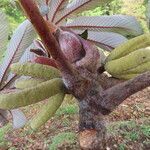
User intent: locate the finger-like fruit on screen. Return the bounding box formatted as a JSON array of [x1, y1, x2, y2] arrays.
[[123, 61, 150, 74], [30, 93, 65, 130], [0, 78, 65, 109], [105, 48, 150, 77], [15, 78, 45, 89], [106, 33, 150, 61], [114, 73, 139, 80], [11, 62, 61, 80]]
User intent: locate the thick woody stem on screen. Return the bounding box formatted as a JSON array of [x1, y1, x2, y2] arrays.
[[18, 0, 74, 75], [79, 72, 150, 149], [79, 100, 106, 149], [98, 73, 123, 89], [78, 82, 107, 149], [99, 71, 150, 113]]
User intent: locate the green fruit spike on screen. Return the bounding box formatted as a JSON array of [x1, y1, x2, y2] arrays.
[[107, 33, 150, 61], [11, 62, 61, 80], [15, 78, 45, 89], [0, 78, 65, 110], [105, 48, 150, 76], [124, 61, 150, 74], [115, 74, 139, 80], [30, 93, 65, 130]]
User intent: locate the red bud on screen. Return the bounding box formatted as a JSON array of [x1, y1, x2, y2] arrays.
[[55, 28, 100, 73], [76, 40, 100, 73], [32, 56, 58, 68], [56, 29, 85, 63]]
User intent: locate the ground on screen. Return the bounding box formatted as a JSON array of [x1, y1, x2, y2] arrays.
[[0, 88, 149, 150]]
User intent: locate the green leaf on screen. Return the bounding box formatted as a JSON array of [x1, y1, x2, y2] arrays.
[[79, 29, 88, 39]]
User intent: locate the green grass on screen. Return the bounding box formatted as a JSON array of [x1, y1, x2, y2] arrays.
[[49, 132, 77, 150], [56, 104, 79, 116], [108, 120, 137, 135], [62, 117, 71, 127], [0, 124, 10, 142], [0, 114, 149, 149], [125, 131, 139, 141], [118, 143, 126, 150], [140, 125, 150, 137], [0, 124, 11, 148], [123, 124, 150, 141], [108, 118, 150, 142]]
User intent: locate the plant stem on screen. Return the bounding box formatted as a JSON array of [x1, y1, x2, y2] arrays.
[[100, 71, 150, 112], [79, 100, 106, 149], [18, 0, 73, 75], [82, 71, 150, 116]]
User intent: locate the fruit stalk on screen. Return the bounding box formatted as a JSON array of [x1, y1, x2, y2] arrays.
[[11, 62, 61, 80]]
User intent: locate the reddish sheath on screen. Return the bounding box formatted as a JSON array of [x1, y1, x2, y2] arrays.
[[32, 56, 58, 68]]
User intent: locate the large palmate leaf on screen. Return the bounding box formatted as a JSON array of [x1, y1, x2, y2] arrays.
[[36, 0, 143, 52], [53, 0, 111, 25], [36, 0, 50, 16], [11, 109, 27, 129], [0, 11, 9, 61], [0, 20, 36, 89], [76, 31, 128, 51], [65, 15, 143, 36], [2, 44, 36, 90], [48, 0, 70, 21]]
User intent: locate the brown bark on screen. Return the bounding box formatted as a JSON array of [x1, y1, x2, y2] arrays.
[[78, 72, 150, 149], [82, 72, 150, 116], [79, 100, 106, 149], [99, 71, 150, 112], [97, 73, 123, 89]]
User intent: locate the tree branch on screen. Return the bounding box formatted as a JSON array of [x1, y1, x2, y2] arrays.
[[79, 72, 150, 148], [98, 73, 123, 89], [100, 71, 150, 113]]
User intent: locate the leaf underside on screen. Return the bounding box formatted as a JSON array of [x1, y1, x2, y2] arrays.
[[0, 11, 9, 61], [0, 20, 36, 89], [75, 30, 128, 51], [65, 15, 143, 36]]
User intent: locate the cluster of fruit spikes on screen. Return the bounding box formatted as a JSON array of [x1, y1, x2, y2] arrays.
[[0, 61, 69, 130], [105, 33, 150, 80], [0, 31, 150, 131]]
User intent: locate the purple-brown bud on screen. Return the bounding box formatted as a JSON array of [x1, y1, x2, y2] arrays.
[[55, 29, 85, 63], [76, 39, 100, 73], [54, 28, 101, 99], [55, 28, 100, 73]]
